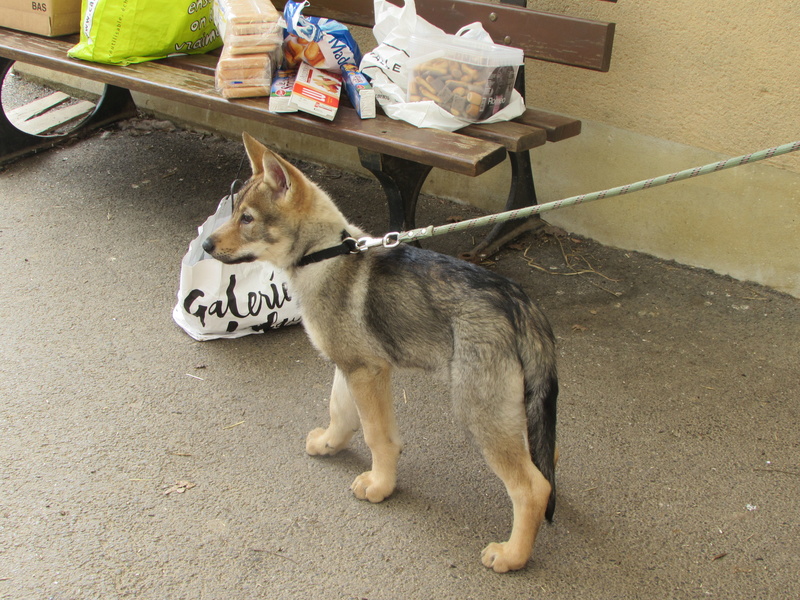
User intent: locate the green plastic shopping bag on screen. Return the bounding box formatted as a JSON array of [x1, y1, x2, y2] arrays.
[[68, 0, 222, 66]]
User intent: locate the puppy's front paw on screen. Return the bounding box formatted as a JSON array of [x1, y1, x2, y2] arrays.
[[481, 542, 529, 573], [351, 471, 394, 503], [306, 427, 346, 456]]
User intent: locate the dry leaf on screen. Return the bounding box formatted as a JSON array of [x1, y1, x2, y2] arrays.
[[163, 480, 196, 495]]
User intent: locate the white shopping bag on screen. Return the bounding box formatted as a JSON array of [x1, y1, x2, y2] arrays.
[[172, 195, 301, 341], [360, 0, 525, 132]]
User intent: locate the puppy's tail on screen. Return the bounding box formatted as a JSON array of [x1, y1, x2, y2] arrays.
[[520, 319, 559, 521]]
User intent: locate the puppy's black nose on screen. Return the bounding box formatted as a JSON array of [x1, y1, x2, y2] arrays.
[[202, 238, 215, 254]]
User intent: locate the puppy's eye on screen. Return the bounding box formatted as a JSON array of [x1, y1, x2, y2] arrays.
[[240, 213, 254, 224]]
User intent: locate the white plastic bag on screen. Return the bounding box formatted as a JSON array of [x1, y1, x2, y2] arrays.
[[172, 195, 301, 341], [360, 0, 525, 132]]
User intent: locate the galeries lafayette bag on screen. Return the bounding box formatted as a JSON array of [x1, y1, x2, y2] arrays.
[[172, 195, 301, 341]]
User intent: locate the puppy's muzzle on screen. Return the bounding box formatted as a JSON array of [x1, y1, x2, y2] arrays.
[[202, 236, 256, 264], [202, 237, 216, 254]]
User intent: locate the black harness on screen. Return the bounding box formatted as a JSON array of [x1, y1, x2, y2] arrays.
[[297, 230, 359, 267]]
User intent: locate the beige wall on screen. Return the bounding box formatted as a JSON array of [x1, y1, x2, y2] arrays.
[[526, 1, 800, 160], [512, 0, 800, 297]]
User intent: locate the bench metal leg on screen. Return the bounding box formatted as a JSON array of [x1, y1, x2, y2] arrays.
[[358, 149, 433, 232], [1, 57, 138, 165], [461, 44, 544, 262], [460, 149, 545, 261]]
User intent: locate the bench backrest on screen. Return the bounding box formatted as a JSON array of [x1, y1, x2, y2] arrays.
[[273, 0, 615, 72]]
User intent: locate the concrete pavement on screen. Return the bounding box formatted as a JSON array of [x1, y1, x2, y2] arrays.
[[1, 122, 798, 599]]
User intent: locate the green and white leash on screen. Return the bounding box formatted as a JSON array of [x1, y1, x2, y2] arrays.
[[353, 140, 800, 251]]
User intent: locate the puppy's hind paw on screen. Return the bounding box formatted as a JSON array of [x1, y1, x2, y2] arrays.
[[481, 542, 529, 573]]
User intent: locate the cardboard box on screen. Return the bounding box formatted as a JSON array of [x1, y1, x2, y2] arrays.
[[269, 69, 298, 113], [0, 0, 82, 37], [341, 64, 375, 119], [290, 62, 341, 121]]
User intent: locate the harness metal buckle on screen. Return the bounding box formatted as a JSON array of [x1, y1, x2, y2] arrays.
[[343, 236, 360, 254]]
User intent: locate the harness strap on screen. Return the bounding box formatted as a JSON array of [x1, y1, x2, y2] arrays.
[[297, 230, 358, 267]]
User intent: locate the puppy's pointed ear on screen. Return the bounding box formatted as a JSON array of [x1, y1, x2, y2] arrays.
[[242, 132, 266, 177], [261, 150, 290, 195], [242, 132, 290, 195]]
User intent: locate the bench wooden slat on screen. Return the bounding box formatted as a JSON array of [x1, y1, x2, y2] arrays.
[[416, 1, 614, 72], [514, 108, 582, 143], [460, 119, 546, 153], [461, 107, 582, 147], [0, 29, 507, 177], [274, 0, 615, 72]]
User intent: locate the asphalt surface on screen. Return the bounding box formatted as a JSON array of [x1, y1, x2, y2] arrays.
[[1, 122, 798, 600]]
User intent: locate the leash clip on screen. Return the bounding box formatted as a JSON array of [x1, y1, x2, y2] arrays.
[[355, 232, 400, 252], [355, 236, 380, 251]]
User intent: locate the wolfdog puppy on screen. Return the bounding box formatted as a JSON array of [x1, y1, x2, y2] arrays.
[[203, 133, 558, 572]]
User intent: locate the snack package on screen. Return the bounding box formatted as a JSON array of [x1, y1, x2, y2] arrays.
[[213, 0, 279, 40], [406, 33, 522, 122], [269, 69, 299, 112], [215, 44, 278, 99], [360, 0, 525, 131], [290, 61, 342, 120], [213, 0, 283, 99], [281, 0, 361, 71], [341, 64, 375, 119]]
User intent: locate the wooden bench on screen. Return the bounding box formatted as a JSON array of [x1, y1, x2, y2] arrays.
[[0, 0, 615, 257]]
